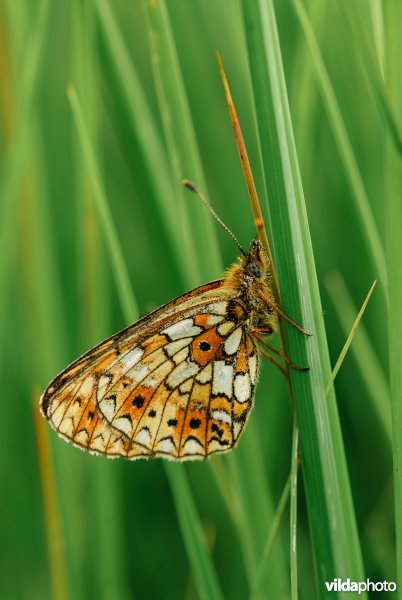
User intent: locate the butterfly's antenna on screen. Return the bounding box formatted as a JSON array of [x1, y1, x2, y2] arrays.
[[182, 179, 246, 256]]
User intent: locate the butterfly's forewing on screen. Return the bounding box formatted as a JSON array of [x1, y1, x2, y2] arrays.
[[41, 281, 259, 460]]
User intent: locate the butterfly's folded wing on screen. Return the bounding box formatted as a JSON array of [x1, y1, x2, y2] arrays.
[[41, 280, 259, 461]]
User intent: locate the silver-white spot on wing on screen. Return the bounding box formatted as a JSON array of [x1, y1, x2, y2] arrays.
[[141, 361, 173, 389], [249, 355, 258, 385], [179, 379, 193, 393], [205, 301, 228, 316], [128, 364, 149, 387], [143, 376, 158, 388], [167, 361, 200, 388], [120, 347, 144, 370], [212, 361, 233, 397], [196, 363, 212, 384], [136, 428, 151, 446], [233, 421, 243, 441], [113, 416, 132, 435], [163, 319, 202, 341], [99, 396, 116, 421], [165, 338, 192, 356], [173, 346, 189, 365], [217, 321, 235, 336], [210, 409, 231, 424], [224, 327, 242, 355], [182, 438, 203, 455], [157, 438, 176, 453], [96, 374, 112, 402], [234, 373, 251, 403], [206, 314, 224, 326]]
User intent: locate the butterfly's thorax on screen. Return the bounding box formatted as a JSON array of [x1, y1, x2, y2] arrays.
[[223, 240, 277, 334]]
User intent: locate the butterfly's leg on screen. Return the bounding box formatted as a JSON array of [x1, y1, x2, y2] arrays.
[[257, 290, 312, 336], [257, 346, 289, 380], [253, 332, 309, 372]]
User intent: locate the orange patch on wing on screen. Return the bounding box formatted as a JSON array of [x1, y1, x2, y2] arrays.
[[246, 336, 254, 355], [193, 313, 213, 328], [93, 353, 119, 374], [141, 333, 168, 356], [233, 401, 250, 420], [191, 328, 223, 367], [180, 383, 208, 446], [209, 395, 231, 414], [59, 362, 86, 384], [75, 394, 100, 438], [235, 343, 248, 373], [207, 413, 232, 451], [168, 391, 191, 445], [118, 339, 137, 354], [117, 385, 156, 419], [96, 338, 115, 352]]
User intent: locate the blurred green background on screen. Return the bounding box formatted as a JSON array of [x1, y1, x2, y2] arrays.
[[0, 0, 397, 598]]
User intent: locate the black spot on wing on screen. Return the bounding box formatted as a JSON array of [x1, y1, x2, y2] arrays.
[[132, 395, 145, 408], [211, 423, 224, 438], [208, 436, 229, 446]]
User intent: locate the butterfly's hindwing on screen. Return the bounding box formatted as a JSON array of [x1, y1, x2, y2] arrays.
[[41, 283, 259, 460]]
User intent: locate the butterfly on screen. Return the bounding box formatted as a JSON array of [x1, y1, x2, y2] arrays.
[[40, 184, 308, 461]]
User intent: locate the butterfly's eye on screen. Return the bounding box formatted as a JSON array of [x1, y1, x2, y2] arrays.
[[247, 262, 263, 278]]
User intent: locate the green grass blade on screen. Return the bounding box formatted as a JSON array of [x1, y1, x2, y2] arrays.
[[289, 0, 324, 196], [224, 425, 290, 595], [291, 0, 388, 292], [96, 0, 221, 285], [250, 473, 291, 599], [384, 2, 402, 594], [67, 85, 139, 321], [34, 403, 68, 600], [369, 0, 385, 75], [0, 0, 51, 335], [208, 457, 243, 528], [166, 465, 224, 600], [143, 0, 222, 283], [338, 0, 402, 154], [325, 279, 377, 396], [290, 422, 299, 600], [325, 272, 390, 444], [241, 0, 366, 595]]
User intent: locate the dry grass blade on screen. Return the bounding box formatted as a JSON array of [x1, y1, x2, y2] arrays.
[[33, 399, 68, 600]]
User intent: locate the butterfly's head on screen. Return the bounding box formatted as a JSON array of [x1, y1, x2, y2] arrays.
[[244, 239, 269, 279]]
